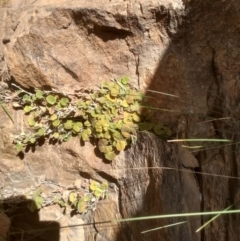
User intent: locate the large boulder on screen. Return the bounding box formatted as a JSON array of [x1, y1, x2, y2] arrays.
[[1, 0, 240, 241]]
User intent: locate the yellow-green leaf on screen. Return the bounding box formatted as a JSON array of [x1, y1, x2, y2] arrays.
[[28, 116, 35, 127], [16, 143, 23, 152], [84, 194, 91, 202], [121, 99, 129, 107], [90, 180, 99, 191], [52, 119, 60, 127], [139, 122, 154, 131], [94, 188, 103, 198], [105, 151, 116, 161], [24, 105, 32, 113], [50, 114, 58, 121], [60, 97, 69, 107], [121, 76, 129, 85], [46, 95, 56, 105], [116, 140, 127, 151], [69, 192, 77, 203], [84, 120, 91, 127], [73, 122, 83, 133], [37, 128, 45, 136], [77, 198, 87, 213], [53, 132, 59, 139], [36, 90, 43, 99], [100, 182, 108, 190], [64, 120, 73, 130], [153, 124, 164, 135]]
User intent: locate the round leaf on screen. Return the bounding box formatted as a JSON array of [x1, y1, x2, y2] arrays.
[[105, 151, 116, 161], [22, 94, 31, 102], [28, 116, 35, 127], [84, 120, 91, 127], [153, 124, 164, 135], [121, 99, 129, 107], [16, 143, 23, 152], [90, 111, 98, 117], [36, 90, 43, 99], [69, 192, 77, 203], [73, 122, 83, 133], [37, 128, 45, 136], [112, 131, 123, 141], [121, 76, 129, 85], [60, 97, 69, 107], [84, 194, 91, 202], [104, 132, 111, 139], [110, 87, 119, 97], [53, 132, 59, 139], [30, 138, 36, 144], [50, 114, 58, 121], [98, 139, 109, 153], [106, 94, 116, 102], [90, 181, 99, 191], [139, 122, 154, 131], [85, 128, 92, 135], [81, 130, 90, 142], [132, 113, 141, 122], [63, 134, 72, 142], [24, 105, 32, 113], [52, 119, 60, 127], [46, 95, 56, 105], [100, 182, 108, 190], [115, 140, 127, 151], [163, 126, 172, 136], [94, 188, 103, 198], [64, 120, 73, 130], [77, 198, 87, 213]]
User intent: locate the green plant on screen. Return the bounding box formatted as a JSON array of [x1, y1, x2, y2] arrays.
[[116, 206, 239, 234], [13, 77, 172, 160], [27, 188, 44, 212], [25, 180, 108, 214]]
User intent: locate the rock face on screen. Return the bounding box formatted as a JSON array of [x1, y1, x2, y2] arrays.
[[1, 0, 240, 241], [1, 0, 184, 93], [0, 213, 10, 241]]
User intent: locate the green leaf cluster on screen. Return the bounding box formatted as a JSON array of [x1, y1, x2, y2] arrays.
[[27, 188, 44, 212], [13, 77, 172, 161], [54, 180, 108, 214]]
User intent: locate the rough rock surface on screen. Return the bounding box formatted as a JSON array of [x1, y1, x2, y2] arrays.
[[1, 0, 240, 241], [0, 212, 10, 241]]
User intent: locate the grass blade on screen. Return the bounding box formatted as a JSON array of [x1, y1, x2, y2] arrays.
[[182, 145, 204, 149], [168, 139, 231, 143], [141, 221, 187, 234], [197, 117, 231, 124], [190, 141, 240, 153], [195, 205, 233, 232], [140, 105, 178, 112], [115, 209, 240, 223], [99, 166, 240, 180], [146, 89, 179, 98], [0, 101, 14, 123]]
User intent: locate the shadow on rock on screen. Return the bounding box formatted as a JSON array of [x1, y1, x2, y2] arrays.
[[1, 195, 60, 241]]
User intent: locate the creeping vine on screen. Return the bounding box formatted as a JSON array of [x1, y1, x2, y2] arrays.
[[13, 77, 171, 160], [27, 180, 108, 214]]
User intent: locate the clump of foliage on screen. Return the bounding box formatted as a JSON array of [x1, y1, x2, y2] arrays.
[[27, 180, 108, 214], [62, 180, 108, 214], [13, 77, 171, 160]]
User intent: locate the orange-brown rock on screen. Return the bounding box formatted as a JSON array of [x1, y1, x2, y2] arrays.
[[1, 0, 240, 241]]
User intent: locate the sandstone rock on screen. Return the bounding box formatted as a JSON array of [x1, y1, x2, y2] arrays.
[[0, 213, 10, 241], [1, 0, 240, 241], [1, 0, 184, 93]]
